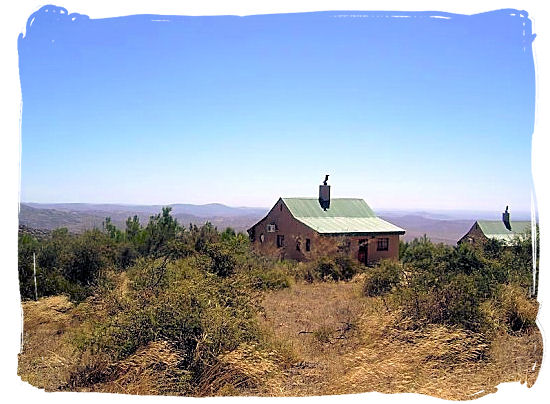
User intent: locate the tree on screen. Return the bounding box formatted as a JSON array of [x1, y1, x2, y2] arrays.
[[61, 229, 112, 286], [220, 227, 236, 242], [141, 207, 180, 257], [125, 215, 142, 242], [103, 217, 123, 242]]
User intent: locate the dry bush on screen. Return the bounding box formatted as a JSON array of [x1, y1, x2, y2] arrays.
[[195, 343, 286, 396], [328, 298, 542, 400], [82, 341, 191, 395], [18, 296, 81, 391], [19, 277, 542, 399], [478, 283, 538, 335], [495, 283, 538, 332]]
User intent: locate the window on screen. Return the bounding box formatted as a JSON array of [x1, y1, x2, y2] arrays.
[[267, 224, 276, 233], [259, 233, 264, 243], [277, 235, 285, 248], [296, 240, 301, 251], [249, 228, 255, 242], [280, 203, 283, 211], [377, 238, 389, 251], [305, 238, 311, 252]]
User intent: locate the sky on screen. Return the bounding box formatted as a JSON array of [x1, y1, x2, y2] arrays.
[[18, 6, 536, 212]]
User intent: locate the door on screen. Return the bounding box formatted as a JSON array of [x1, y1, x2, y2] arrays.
[[358, 240, 368, 266]]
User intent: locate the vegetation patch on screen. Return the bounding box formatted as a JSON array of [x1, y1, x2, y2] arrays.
[[18, 209, 541, 398]]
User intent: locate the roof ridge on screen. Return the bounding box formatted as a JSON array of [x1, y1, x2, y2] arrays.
[[281, 197, 364, 200], [477, 219, 531, 223]]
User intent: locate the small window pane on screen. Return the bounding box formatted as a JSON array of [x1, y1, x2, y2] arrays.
[[377, 238, 389, 251]]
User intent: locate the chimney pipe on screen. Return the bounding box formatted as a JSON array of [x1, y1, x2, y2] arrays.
[[319, 175, 330, 211], [502, 205, 511, 231]]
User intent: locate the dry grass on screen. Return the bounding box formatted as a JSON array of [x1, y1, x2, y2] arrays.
[[79, 340, 191, 395], [195, 343, 287, 396], [258, 277, 368, 396], [258, 279, 542, 399], [18, 277, 543, 399], [18, 295, 80, 390], [326, 298, 542, 400]]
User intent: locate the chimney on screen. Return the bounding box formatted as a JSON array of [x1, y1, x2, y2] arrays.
[[319, 174, 330, 210], [502, 206, 511, 231]]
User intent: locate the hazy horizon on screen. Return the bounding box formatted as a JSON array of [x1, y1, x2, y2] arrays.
[[21, 200, 534, 220]]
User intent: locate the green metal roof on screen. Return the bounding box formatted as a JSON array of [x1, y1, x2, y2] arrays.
[[281, 198, 405, 235], [477, 220, 532, 242]]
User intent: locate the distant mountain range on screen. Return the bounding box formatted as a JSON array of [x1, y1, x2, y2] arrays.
[[19, 202, 532, 245], [378, 213, 473, 245], [20, 203, 267, 233]]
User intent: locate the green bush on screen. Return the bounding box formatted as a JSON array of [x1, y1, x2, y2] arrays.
[[246, 268, 291, 291], [334, 255, 359, 280], [75, 257, 260, 390], [203, 243, 237, 277], [116, 242, 139, 269], [18, 229, 114, 301], [363, 260, 401, 297], [61, 230, 114, 286], [393, 235, 538, 334], [306, 255, 360, 282]]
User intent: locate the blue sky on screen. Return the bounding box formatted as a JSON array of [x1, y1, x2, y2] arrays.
[[18, 7, 536, 211]]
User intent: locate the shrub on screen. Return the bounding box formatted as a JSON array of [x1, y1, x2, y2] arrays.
[[363, 260, 401, 297], [495, 283, 538, 333], [334, 255, 359, 280], [313, 326, 333, 344], [73, 258, 261, 391], [307, 255, 360, 282], [18, 233, 40, 299], [61, 230, 113, 287], [117, 242, 139, 269], [391, 235, 539, 334], [203, 243, 237, 277], [246, 268, 291, 291]]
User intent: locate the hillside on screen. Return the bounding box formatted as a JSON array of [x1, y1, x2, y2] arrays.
[[20, 203, 266, 233], [19, 204, 102, 232]]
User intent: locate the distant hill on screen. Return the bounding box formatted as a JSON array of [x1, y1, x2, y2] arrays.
[[20, 203, 267, 233], [170, 203, 267, 218], [19, 204, 104, 232], [380, 214, 473, 245]]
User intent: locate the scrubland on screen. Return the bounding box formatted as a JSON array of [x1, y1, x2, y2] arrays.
[[18, 209, 542, 399]]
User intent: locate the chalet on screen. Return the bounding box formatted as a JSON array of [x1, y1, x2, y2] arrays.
[[247, 177, 405, 264], [458, 206, 532, 245]]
